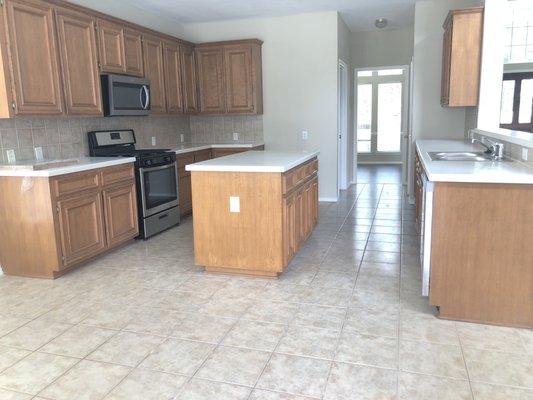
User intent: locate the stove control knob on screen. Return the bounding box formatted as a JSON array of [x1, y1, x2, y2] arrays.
[[145, 160, 152, 166]]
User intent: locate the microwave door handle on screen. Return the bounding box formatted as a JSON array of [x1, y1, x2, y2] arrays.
[[141, 85, 150, 110]]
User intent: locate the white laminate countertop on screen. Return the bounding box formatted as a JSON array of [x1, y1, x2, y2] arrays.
[[0, 157, 136, 177], [416, 140, 533, 184], [186, 150, 319, 173], [172, 142, 264, 155]]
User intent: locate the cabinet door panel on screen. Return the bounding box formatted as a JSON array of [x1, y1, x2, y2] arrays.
[[57, 192, 106, 268], [103, 183, 138, 247], [55, 9, 102, 115], [179, 175, 192, 216], [163, 42, 184, 114], [123, 28, 144, 77], [180, 44, 198, 113], [196, 47, 225, 114], [143, 35, 166, 113], [97, 19, 125, 74], [224, 45, 254, 113], [5, 0, 63, 115]]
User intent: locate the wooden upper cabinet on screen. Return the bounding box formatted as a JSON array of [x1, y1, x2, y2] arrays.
[[196, 46, 226, 114], [4, 0, 63, 115], [441, 7, 484, 107], [55, 8, 102, 115], [180, 44, 198, 114], [163, 41, 184, 114], [224, 44, 254, 113], [143, 35, 166, 114], [123, 28, 144, 77], [97, 19, 125, 74]]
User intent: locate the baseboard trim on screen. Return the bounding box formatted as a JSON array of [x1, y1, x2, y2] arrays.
[[319, 197, 338, 202]]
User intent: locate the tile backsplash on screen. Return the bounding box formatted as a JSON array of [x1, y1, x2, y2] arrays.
[[0, 115, 191, 163], [190, 115, 263, 144], [0, 113, 265, 163], [470, 130, 533, 165]]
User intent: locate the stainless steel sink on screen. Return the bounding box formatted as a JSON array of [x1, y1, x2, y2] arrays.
[[428, 151, 511, 162]]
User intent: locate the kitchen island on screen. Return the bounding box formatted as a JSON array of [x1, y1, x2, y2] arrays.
[[186, 151, 319, 277]]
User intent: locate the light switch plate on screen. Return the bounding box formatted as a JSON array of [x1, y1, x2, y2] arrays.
[[302, 130, 309, 140], [6, 149, 16, 163], [34, 147, 44, 161], [180, 133, 185, 143], [233, 132, 239, 141], [229, 196, 240, 213], [522, 148, 528, 161], [151, 136, 156, 146]]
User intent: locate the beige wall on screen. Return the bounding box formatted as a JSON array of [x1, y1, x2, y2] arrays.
[[351, 27, 414, 69], [182, 11, 340, 200], [0, 116, 190, 163]]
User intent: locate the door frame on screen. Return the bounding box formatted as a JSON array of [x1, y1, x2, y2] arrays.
[[338, 59, 349, 194], [354, 65, 411, 178]]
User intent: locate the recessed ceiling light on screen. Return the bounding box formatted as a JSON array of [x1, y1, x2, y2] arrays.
[[375, 18, 388, 29]]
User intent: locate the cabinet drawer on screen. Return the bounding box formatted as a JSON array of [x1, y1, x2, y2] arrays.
[[101, 165, 135, 187], [282, 157, 317, 194], [52, 171, 100, 198]]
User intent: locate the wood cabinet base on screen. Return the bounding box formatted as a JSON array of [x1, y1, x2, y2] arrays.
[[0, 164, 138, 279], [205, 266, 279, 278]]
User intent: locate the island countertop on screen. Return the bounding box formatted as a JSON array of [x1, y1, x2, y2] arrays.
[[416, 140, 533, 184], [185, 150, 320, 173]]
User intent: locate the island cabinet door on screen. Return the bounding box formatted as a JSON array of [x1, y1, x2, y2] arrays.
[[56, 191, 106, 269], [283, 193, 297, 263], [102, 183, 139, 247]]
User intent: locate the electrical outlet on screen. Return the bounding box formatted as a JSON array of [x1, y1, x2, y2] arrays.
[[34, 147, 44, 161], [522, 148, 529, 161], [229, 196, 240, 213], [180, 133, 185, 143], [302, 130, 309, 140], [233, 132, 239, 141], [6, 149, 16, 163], [151, 136, 156, 146]]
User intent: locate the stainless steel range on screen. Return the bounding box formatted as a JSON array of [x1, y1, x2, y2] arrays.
[[88, 129, 179, 239]]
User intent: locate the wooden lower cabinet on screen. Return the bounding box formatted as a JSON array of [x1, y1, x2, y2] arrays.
[[102, 183, 138, 247], [57, 191, 106, 268], [0, 163, 138, 278], [179, 175, 192, 216]]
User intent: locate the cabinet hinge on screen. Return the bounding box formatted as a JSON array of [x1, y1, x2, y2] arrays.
[[97, 61, 102, 70], [56, 205, 60, 213], [11, 101, 15, 111], [60, 254, 65, 263]]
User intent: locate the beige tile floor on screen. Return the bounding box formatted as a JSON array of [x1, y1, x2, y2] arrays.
[[0, 168, 531, 399]]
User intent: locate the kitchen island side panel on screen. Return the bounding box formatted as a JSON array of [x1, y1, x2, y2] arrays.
[[191, 171, 284, 274]]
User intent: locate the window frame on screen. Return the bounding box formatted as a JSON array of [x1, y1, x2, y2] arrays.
[[500, 71, 533, 132]]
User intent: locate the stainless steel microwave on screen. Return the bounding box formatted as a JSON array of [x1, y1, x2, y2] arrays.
[[101, 74, 150, 116]]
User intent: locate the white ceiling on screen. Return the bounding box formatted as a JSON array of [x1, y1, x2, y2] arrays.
[[95, 0, 418, 32]]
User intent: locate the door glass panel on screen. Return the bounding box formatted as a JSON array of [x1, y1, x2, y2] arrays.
[[377, 83, 402, 152], [518, 78, 533, 123], [357, 84, 372, 153], [358, 141, 371, 153], [377, 69, 403, 76], [357, 70, 372, 77], [500, 80, 515, 124], [143, 165, 178, 210]]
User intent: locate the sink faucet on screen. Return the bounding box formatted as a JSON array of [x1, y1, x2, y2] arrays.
[[471, 138, 504, 159]]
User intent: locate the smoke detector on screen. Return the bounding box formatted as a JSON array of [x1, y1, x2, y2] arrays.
[[375, 18, 388, 29]]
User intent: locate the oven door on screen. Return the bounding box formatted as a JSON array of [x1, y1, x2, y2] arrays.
[[139, 163, 179, 217]]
